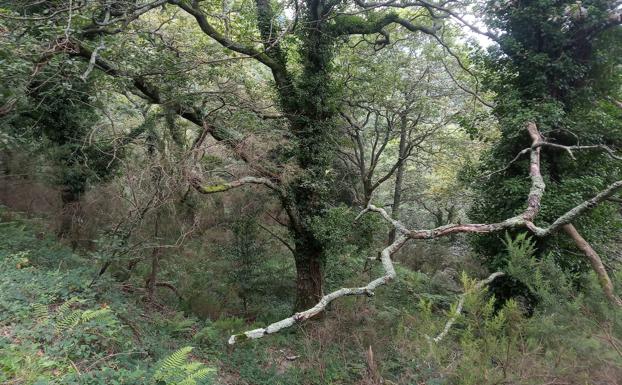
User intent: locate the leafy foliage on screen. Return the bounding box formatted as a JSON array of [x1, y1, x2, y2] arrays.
[[470, 0, 622, 283], [0, 212, 215, 385], [154, 347, 214, 385], [1, 0, 621, 383]]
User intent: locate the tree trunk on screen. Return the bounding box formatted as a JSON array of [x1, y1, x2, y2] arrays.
[[147, 249, 160, 300], [293, 242, 324, 312], [388, 116, 408, 244], [562, 223, 622, 306]]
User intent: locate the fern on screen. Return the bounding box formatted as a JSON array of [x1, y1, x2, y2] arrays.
[[56, 297, 80, 314], [154, 346, 194, 379], [79, 308, 112, 324], [31, 303, 49, 322], [154, 346, 214, 385], [53, 298, 113, 332], [55, 310, 82, 331], [177, 367, 215, 385], [54, 297, 81, 324]]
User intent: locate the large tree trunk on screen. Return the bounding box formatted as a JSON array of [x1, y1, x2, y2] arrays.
[[293, 239, 324, 312], [388, 116, 408, 244], [562, 223, 622, 306], [254, 0, 333, 313]]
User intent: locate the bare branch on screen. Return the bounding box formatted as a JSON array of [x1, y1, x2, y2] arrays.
[[228, 121, 622, 343], [80, 39, 105, 81], [530, 180, 622, 237], [562, 224, 622, 306], [441, 60, 493, 108], [258, 224, 294, 253], [535, 142, 622, 161], [481, 135, 622, 180], [228, 232, 409, 344]]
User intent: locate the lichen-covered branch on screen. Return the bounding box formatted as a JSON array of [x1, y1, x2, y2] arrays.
[[228, 231, 410, 344], [328, 12, 439, 47], [530, 179, 622, 236], [228, 122, 621, 344], [190, 176, 282, 196], [79, 38, 105, 82]]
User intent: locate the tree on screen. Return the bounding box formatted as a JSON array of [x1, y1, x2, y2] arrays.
[[3, 0, 621, 345], [470, 0, 622, 302], [0, 51, 147, 239], [335, 29, 485, 244], [3, 0, 454, 310]]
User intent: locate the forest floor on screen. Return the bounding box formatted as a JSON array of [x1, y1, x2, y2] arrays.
[[1, 207, 622, 385]]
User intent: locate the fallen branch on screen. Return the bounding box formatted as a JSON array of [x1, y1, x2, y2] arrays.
[[144, 278, 184, 301], [228, 233, 410, 344], [227, 122, 622, 344]]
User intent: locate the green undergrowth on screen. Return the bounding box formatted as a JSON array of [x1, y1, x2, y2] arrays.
[[0, 210, 216, 385], [1, 209, 622, 384]]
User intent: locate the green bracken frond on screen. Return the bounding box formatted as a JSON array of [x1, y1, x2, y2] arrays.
[[79, 308, 112, 324], [154, 346, 194, 380], [55, 309, 82, 331], [31, 303, 49, 322], [153, 346, 214, 384], [177, 367, 215, 385], [53, 298, 113, 332], [55, 297, 80, 320]]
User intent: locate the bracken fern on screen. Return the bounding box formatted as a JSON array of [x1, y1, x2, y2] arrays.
[[154, 346, 214, 385]]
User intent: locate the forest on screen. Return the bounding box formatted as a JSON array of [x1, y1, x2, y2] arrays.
[[0, 0, 621, 384]]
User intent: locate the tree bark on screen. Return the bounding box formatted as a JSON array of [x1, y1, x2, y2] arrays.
[[293, 243, 324, 312], [388, 115, 408, 244], [562, 223, 622, 306]]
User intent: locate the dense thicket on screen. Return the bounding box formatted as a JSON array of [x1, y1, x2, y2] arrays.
[[1, 0, 621, 383], [470, 0, 622, 300]]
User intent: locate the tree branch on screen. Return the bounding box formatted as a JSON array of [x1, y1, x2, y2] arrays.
[[190, 176, 282, 196], [530, 180, 622, 237], [329, 13, 439, 41], [562, 224, 622, 306], [69, 41, 281, 179], [167, 0, 285, 73], [228, 121, 622, 343], [258, 223, 294, 253], [228, 232, 410, 344]]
